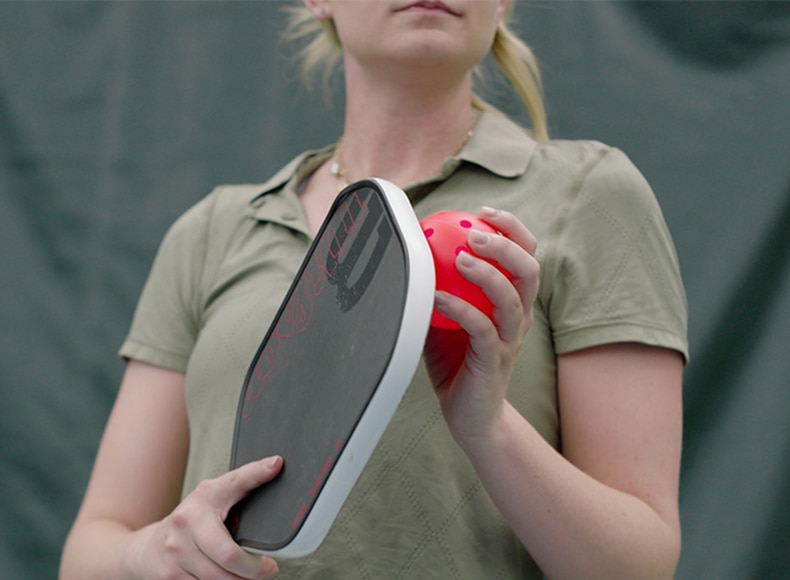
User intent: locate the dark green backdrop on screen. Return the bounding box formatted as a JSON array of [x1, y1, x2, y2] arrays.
[[1, 2, 789, 578]]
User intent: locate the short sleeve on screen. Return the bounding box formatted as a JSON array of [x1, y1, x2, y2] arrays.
[[543, 147, 689, 362], [118, 192, 215, 372]]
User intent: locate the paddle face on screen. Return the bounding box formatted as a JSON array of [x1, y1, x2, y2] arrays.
[[227, 179, 434, 558]]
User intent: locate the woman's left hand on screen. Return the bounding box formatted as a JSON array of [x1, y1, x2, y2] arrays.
[[423, 206, 540, 443]]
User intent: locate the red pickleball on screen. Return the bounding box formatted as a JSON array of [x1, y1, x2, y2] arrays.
[[420, 210, 506, 329]]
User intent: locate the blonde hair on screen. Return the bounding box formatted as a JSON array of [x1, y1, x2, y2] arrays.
[[283, 4, 548, 142]]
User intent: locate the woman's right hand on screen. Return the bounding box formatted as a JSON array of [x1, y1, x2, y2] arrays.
[[126, 456, 283, 579]]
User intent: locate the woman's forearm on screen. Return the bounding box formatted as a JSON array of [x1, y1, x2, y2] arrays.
[[457, 402, 680, 580]]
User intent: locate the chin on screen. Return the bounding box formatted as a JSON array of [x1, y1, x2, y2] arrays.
[[390, 33, 485, 67]]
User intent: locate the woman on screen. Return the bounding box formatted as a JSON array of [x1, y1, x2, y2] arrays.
[[60, 1, 688, 578]]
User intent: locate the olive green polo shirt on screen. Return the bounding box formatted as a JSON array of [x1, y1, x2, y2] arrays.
[[120, 110, 688, 578]]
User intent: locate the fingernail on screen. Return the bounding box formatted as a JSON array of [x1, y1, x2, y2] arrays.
[[469, 229, 489, 245], [480, 206, 498, 218], [457, 251, 474, 267], [266, 456, 282, 469]]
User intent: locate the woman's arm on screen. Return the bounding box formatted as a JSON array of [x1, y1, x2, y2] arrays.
[[459, 344, 683, 579], [60, 360, 282, 580], [426, 207, 683, 578]]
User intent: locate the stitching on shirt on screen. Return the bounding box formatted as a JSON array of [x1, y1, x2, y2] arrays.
[[397, 480, 483, 578], [574, 188, 638, 324], [339, 521, 374, 580], [335, 406, 444, 524], [395, 469, 463, 579], [193, 187, 221, 331], [536, 143, 610, 320]]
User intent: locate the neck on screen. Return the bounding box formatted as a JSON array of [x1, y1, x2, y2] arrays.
[[332, 63, 477, 188]]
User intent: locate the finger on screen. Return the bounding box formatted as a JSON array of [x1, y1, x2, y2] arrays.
[[201, 456, 284, 512], [189, 459, 283, 578], [435, 284, 506, 379], [193, 523, 279, 579], [466, 228, 540, 316], [478, 206, 538, 256], [187, 535, 279, 580], [180, 543, 253, 580], [466, 228, 536, 282], [432, 288, 493, 339], [454, 251, 525, 341]]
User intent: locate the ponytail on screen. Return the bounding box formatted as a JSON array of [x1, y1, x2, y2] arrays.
[[475, 20, 549, 141]]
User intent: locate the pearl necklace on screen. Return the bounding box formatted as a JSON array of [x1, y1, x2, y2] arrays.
[[329, 128, 473, 190]]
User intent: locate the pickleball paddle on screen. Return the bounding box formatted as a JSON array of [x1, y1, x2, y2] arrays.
[[227, 178, 435, 558]]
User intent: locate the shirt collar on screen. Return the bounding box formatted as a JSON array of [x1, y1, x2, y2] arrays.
[[247, 110, 537, 223], [252, 144, 332, 201], [245, 146, 331, 234], [458, 109, 537, 178]]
